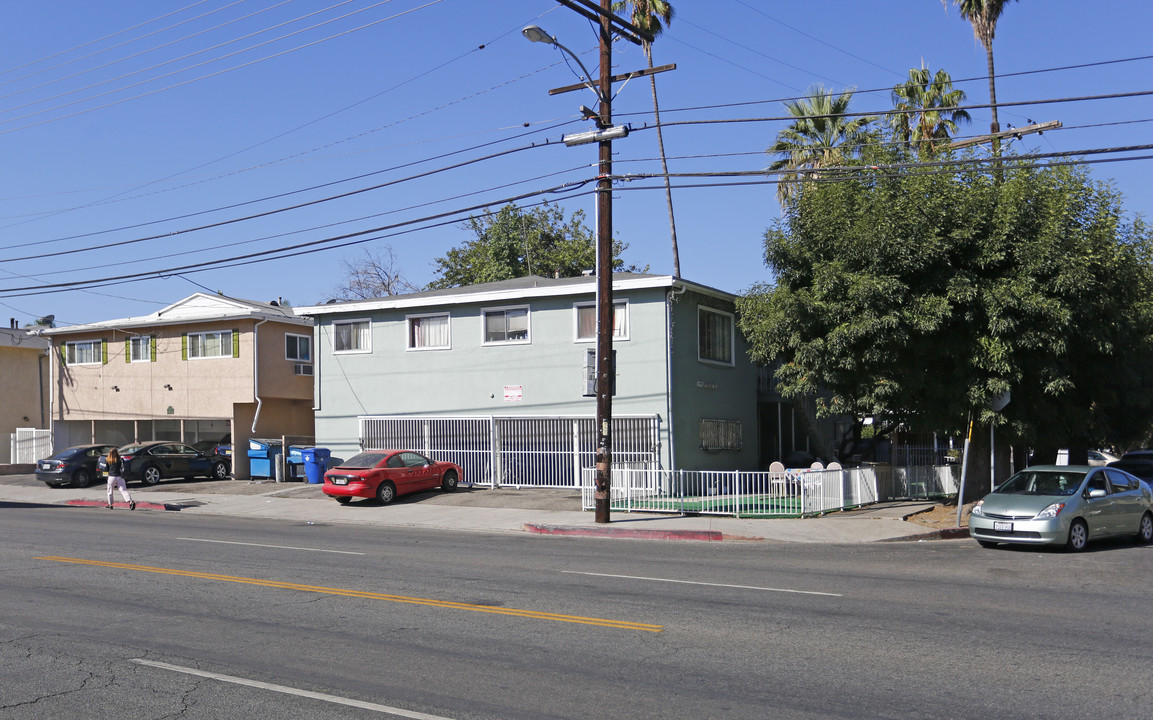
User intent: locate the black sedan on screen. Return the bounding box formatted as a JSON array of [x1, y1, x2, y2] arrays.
[[36, 444, 116, 488], [98, 441, 230, 486]]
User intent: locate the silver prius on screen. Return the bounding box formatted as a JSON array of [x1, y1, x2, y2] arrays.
[[969, 465, 1153, 551]]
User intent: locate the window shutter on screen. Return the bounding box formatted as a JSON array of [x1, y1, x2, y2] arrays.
[[232, 328, 240, 358], [125, 338, 131, 363], [101, 339, 108, 365], [59, 345, 67, 366], [181, 333, 188, 361], [150, 336, 157, 362]]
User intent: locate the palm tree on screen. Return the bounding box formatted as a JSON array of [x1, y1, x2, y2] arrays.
[[890, 67, 971, 157], [952, 0, 1017, 155], [613, 1, 680, 277], [767, 85, 874, 205]]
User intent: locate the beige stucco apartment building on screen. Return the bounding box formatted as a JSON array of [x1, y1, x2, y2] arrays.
[[0, 321, 50, 465], [42, 294, 314, 479]]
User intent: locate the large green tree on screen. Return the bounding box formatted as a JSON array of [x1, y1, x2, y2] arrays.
[[738, 147, 1153, 489], [613, 0, 680, 277], [890, 67, 971, 157], [767, 85, 875, 206], [428, 202, 644, 290], [952, 0, 1017, 155]]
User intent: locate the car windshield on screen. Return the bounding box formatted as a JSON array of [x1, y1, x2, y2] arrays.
[[53, 447, 87, 459], [1108, 461, 1153, 480], [994, 470, 1085, 496], [340, 452, 389, 468]]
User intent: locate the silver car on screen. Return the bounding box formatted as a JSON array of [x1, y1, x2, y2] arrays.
[[969, 465, 1153, 551]]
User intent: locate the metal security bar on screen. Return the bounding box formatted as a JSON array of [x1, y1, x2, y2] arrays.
[[359, 415, 660, 489], [11, 427, 52, 464]]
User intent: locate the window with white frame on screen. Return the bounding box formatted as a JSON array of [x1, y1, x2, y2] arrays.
[[333, 319, 371, 353], [129, 335, 152, 362], [286, 333, 312, 362], [700, 418, 742, 450], [483, 307, 529, 344], [698, 306, 734, 365], [407, 313, 450, 350], [65, 340, 101, 365], [187, 330, 232, 359], [574, 301, 629, 341]]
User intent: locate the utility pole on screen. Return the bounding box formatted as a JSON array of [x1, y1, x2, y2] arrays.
[[525, 2, 655, 523], [593, 0, 614, 524]]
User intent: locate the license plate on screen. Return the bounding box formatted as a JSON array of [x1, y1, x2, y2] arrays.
[[39, 462, 51, 471], [331, 477, 347, 485], [993, 521, 1012, 533]]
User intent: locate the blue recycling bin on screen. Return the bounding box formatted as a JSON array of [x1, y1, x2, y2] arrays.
[[247, 438, 282, 478], [286, 445, 307, 480], [303, 447, 331, 484]]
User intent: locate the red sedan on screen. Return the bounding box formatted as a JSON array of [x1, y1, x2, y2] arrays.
[[322, 450, 461, 505]]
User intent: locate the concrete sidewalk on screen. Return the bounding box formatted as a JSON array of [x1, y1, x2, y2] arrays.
[[0, 476, 967, 543]]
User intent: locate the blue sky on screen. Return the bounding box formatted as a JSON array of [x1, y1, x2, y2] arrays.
[[1, 0, 1151, 327]]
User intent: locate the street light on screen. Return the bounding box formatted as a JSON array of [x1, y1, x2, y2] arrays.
[[521, 25, 605, 104]]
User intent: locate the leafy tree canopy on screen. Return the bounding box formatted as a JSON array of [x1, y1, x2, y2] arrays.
[[737, 145, 1153, 452], [427, 202, 645, 290]]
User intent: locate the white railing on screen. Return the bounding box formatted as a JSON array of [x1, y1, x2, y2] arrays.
[[582, 465, 897, 518], [10, 428, 52, 464]]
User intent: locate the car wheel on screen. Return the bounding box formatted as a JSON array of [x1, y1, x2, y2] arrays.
[[334, 496, 352, 505], [1065, 519, 1089, 552], [210, 461, 229, 480], [441, 469, 458, 492], [141, 465, 162, 486], [376, 481, 397, 505], [72, 469, 92, 488], [1137, 513, 1153, 544], [976, 539, 998, 549]]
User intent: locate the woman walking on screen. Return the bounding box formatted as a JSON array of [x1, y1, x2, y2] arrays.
[[105, 447, 135, 510]]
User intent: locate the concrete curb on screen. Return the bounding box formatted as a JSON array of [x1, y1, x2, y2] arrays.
[[64, 499, 181, 512], [523, 523, 724, 541]]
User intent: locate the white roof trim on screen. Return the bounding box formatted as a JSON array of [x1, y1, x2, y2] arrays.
[[296, 276, 737, 316], [43, 293, 312, 336]]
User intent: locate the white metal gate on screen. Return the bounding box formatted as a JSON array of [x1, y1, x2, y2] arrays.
[[359, 415, 661, 488], [10, 428, 52, 464]]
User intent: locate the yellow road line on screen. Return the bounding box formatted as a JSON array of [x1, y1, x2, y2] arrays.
[[37, 556, 663, 633]]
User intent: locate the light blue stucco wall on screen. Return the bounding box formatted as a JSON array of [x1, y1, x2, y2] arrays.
[[310, 287, 673, 466], [308, 282, 760, 472]]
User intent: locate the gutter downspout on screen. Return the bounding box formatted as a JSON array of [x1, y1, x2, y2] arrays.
[[665, 282, 687, 473], [251, 319, 268, 434]]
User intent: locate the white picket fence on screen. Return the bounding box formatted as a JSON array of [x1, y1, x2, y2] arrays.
[[582, 463, 960, 518]]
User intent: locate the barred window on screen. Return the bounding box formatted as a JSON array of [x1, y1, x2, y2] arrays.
[[700, 418, 742, 451]]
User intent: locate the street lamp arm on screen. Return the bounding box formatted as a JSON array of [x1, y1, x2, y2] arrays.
[[522, 25, 606, 105]]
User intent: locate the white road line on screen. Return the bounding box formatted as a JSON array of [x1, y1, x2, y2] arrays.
[[177, 537, 365, 555], [132, 659, 454, 719], [562, 571, 843, 597]]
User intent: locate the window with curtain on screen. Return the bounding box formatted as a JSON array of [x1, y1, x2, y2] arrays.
[[575, 301, 628, 341], [129, 335, 152, 362], [407, 313, 449, 350], [66, 340, 100, 364], [700, 418, 742, 450], [333, 319, 371, 353], [483, 307, 529, 344], [698, 307, 733, 365], [188, 330, 232, 358]]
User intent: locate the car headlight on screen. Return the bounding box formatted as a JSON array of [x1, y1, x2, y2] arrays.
[[970, 501, 984, 516], [1035, 502, 1065, 519]]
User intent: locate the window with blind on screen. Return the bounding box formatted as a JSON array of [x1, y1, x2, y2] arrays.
[[187, 330, 232, 359], [407, 313, 450, 350], [698, 306, 734, 365], [574, 301, 629, 342], [65, 340, 101, 365], [333, 319, 371, 353], [482, 307, 529, 344], [700, 418, 742, 450], [128, 335, 152, 362]]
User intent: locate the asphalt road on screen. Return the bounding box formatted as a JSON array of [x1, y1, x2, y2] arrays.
[[2, 503, 1151, 719]]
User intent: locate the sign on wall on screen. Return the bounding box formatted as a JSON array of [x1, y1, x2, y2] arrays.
[[503, 385, 523, 402]]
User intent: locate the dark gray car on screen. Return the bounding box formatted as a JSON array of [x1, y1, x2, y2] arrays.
[[36, 445, 115, 488]]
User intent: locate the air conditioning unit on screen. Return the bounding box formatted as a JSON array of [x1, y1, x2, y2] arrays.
[[294, 363, 313, 376]]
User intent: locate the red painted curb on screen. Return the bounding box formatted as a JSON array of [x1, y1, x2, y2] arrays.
[[523, 523, 723, 541], [64, 499, 180, 512]]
